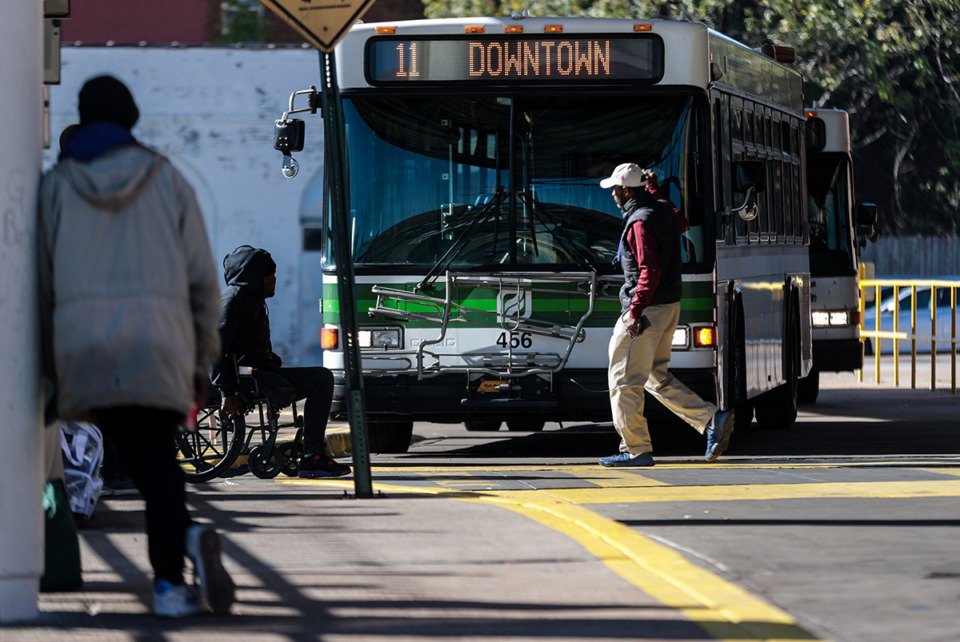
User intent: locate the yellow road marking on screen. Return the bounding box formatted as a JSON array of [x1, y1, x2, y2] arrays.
[[364, 460, 959, 474], [279, 461, 957, 639], [503, 479, 960, 505], [279, 475, 826, 640]]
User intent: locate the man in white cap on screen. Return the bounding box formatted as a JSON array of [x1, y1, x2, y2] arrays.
[[598, 163, 734, 466]]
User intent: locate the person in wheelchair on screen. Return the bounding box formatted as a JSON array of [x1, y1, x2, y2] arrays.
[[212, 246, 351, 479]]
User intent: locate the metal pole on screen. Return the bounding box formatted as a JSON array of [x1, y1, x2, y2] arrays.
[[318, 50, 372, 497]]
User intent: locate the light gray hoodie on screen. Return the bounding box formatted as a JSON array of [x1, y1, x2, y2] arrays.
[[38, 144, 220, 420]]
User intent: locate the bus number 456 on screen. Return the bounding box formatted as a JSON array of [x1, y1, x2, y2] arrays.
[[496, 331, 533, 349]]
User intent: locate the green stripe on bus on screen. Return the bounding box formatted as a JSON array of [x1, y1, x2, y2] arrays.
[[322, 281, 714, 325]]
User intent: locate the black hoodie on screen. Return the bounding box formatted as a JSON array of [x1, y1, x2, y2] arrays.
[[211, 246, 279, 396]]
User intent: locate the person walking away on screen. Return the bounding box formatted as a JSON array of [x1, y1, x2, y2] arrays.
[[38, 75, 235, 617], [597, 163, 735, 467], [212, 246, 351, 478]]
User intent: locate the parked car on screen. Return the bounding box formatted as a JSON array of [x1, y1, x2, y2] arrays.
[[862, 285, 958, 354]]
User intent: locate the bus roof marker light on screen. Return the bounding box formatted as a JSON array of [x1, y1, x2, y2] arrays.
[[544, 25, 563, 33], [465, 25, 484, 34], [505, 25, 523, 33], [633, 24, 653, 32], [376, 26, 397, 34]]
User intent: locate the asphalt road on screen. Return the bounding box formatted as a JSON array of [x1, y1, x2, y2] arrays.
[[362, 370, 960, 642], [8, 369, 959, 642]]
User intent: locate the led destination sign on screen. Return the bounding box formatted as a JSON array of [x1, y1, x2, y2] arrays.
[[367, 36, 662, 84]]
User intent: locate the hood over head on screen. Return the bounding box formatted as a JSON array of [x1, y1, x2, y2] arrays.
[[223, 246, 276, 295], [58, 143, 163, 212]]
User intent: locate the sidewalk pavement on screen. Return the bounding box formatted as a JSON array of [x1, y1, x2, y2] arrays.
[[5, 469, 732, 641]]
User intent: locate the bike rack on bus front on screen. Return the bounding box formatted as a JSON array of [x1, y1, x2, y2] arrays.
[[366, 271, 610, 380]]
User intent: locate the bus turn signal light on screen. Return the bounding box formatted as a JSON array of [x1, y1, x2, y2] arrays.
[[320, 327, 339, 350], [694, 326, 717, 348]]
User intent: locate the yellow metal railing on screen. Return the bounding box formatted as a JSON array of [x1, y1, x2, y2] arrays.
[[858, 276, 959, 394]]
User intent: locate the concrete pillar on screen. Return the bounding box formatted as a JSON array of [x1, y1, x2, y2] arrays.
[[0, 0, 44, 623]]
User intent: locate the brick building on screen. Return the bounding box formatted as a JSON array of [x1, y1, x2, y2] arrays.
[[60, 0, 424, 46]]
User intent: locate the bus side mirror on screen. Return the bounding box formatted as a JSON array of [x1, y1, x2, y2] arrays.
[[275, 119, 305, 178], [857, 202, 879, 245], [732, 160, 765, 221], [274, 118, 305, 153], [857, 202, 878, 228], [272, 86, 319, 179]]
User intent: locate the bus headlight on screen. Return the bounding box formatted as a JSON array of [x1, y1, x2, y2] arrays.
[[812, 311, 852, 327], [672, 326, 689, 348], [673, 325, 717, 349], [358, 327, 402, 350]]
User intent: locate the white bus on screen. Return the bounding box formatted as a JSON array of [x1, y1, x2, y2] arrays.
[[801, 107, 878, 402], [284, 15, 813, 452]]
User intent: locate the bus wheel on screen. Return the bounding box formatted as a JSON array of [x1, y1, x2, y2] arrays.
[[464, 420, 502, 432], [734, 402, 754, 432], [798, 368, 820, 405], [506, 420, 545, 432], [368, 421, 413, 454]]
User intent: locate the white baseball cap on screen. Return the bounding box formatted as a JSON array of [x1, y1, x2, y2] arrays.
[[599, 163, 649, 189]]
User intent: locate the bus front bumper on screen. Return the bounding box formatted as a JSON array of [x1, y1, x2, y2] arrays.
[[813, 338, 864, 372], [329, 368, 717, 425]]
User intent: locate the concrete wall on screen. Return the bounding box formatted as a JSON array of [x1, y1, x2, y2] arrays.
[[45, 46, 327, 364], [0, 0, 43, 622]]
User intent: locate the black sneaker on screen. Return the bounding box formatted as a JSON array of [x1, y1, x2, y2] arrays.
[[705, 410, 735, 462], [298, 454, 351, 479]]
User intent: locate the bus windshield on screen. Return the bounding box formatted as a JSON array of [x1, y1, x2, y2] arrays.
[[334, 93, 708, 271], [807, 155, 856, 276]]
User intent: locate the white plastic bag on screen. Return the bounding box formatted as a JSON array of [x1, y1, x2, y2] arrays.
[[60, 421, 104, 523]]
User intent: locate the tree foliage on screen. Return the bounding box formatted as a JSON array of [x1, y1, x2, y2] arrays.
[[421, 0, 960, 236]]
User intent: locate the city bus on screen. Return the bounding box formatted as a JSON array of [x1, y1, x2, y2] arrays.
[[287, 15, 812, 452], [801, 107, 878, 402]]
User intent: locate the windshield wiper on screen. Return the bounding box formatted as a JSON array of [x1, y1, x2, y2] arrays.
[[517, 191, 602, 274], [417, 190, 509, 291]]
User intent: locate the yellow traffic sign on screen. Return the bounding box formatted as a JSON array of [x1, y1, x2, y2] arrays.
[[260, 0, 377, 53]]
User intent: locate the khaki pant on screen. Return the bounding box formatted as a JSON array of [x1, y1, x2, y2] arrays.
[[607, 302, 717, 455]]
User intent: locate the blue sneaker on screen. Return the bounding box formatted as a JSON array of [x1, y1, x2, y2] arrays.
[[705, 410, 735, 462], [154, 579, 205, 618], [599, 452, 655, 467]]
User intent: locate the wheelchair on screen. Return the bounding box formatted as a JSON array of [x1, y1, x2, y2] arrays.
[[175, 365, 304, 483]]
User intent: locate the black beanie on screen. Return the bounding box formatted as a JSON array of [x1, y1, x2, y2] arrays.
[[78, 75, 140, 130]]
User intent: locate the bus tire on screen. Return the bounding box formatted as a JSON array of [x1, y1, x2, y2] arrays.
[[797, 368, 820, 405], [464, 420, 502, 432], [368, 421, 413, 454]]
